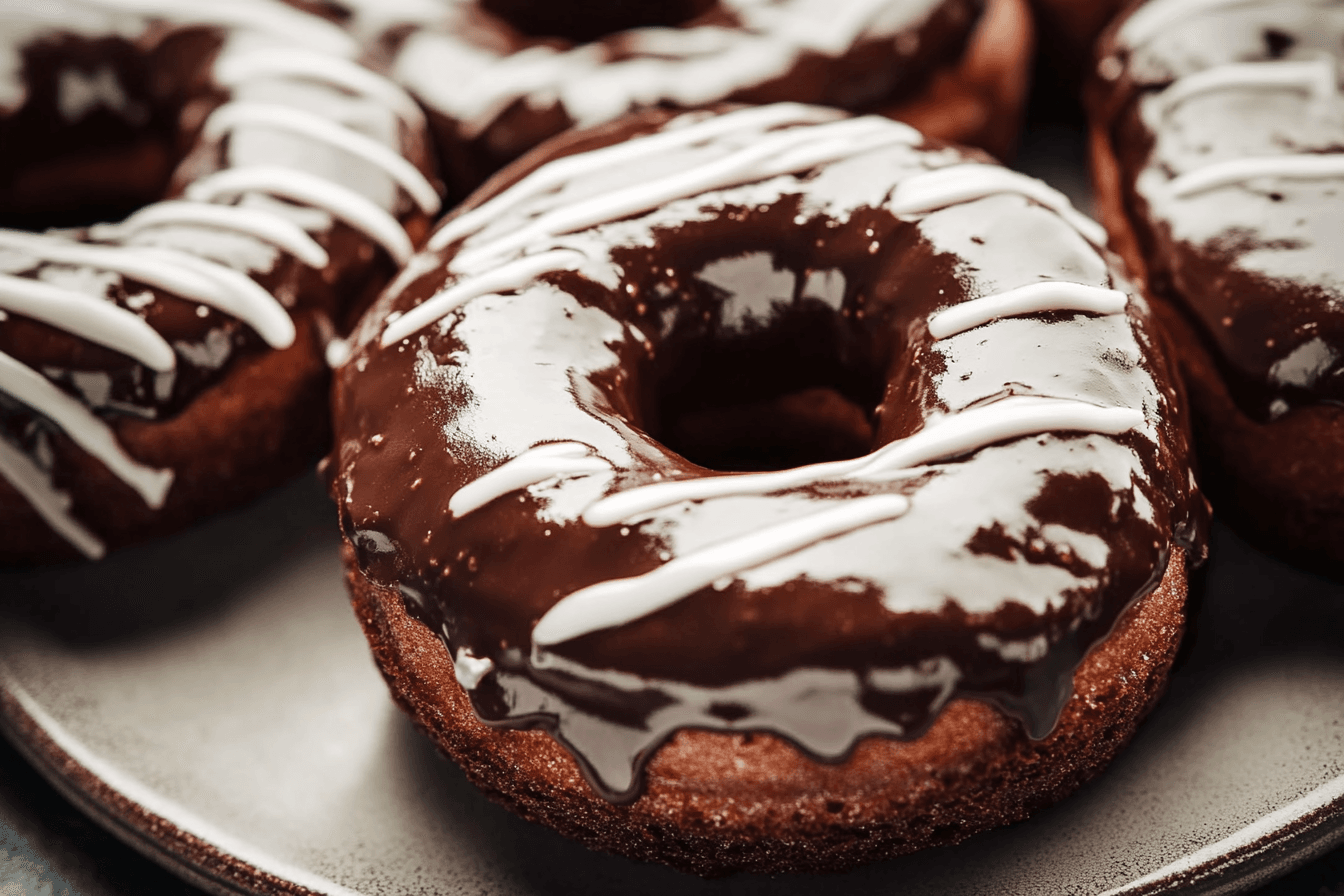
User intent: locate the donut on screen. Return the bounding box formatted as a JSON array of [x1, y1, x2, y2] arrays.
[[0, 0, 440, 563], [333, 0, 1034, 200], [332, 104, 1207, 874], [1088, 0, 1344, 572]]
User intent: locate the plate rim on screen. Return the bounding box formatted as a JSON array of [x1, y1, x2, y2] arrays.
[[0, 674, 324, 896], [4, 643, 1344, 896]]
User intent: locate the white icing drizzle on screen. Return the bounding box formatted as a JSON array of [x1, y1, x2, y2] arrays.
[[452, 116, 917, 273], [0, 7, 436, 557], [0, 230, 296, 349], [95, 201, 330, 268], [92, 0, 358, 55], [1167, 153, 1344, 197], [427, 104, 842, 252], [530, 494, 911, 647], [0, 351, 172, 507], [213, 48, 427, 130], [122, 246, 298, 348], [582, 396, 1144, 527], [0, 436, 105, 559], [444, 393, 1143, 646], [186, 166, 414, 264], [202, 102, 441, 215], [377, 106, 1146, 649], [387, 110, 916, 346], [888, 164, 1110, 246], [926, 283, 1129, 340], [0, 272, 175, 370], [1156, 58, 1339, 115], [394, 0, 941, 135], [380, 249, 587, 347], [448, 442, 610, 517], [1116, 0, 1267, 49]]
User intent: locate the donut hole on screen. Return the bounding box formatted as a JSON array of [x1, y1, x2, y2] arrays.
[[664, 386, 874, 472], [647, 256, 882, 472], [479, 0, 717, 44]]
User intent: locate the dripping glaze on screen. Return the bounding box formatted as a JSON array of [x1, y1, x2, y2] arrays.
[[333, 105, 1204, 800]]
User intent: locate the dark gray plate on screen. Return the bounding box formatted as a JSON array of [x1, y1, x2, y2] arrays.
[[1, 474, 1343, 896]]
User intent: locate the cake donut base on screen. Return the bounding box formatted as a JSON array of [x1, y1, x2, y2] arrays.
[[345, 542, 1189, 876]]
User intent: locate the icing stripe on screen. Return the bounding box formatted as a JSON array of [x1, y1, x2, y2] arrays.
[[0, 273, 175, 371], [130, 246, 297, 348], [0, 436, 105, 559], [531, 494, 911, 647], [889, 164, 1109, 246], [451, 116, 918, 271], [1158, 59, 1338, 114], [1118, 0, 1273, 48], [212, 48, 427, 129], [582, 396, 1143, 527], [102, 201, 329, 268], [1168, 153, 1344, 197], [846, 397, 1144, 479], [202, 102, 441, 215], [429, 103, 844, 251], [380, 249, 587, 346], [0, 351, 172, 508], [927, 283, 1128, 340], [395, 0, 933, 136], [449, 442, 611, 517], [102, 0, 358, 55], [0, 231, 295, 348], [186, 166, 414, 264]]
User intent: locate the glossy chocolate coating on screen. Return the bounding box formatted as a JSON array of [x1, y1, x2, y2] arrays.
[[333, 107, 1205, 800], [386, 0, 984, 200], [0, 0, 436, 560], [1091, 0, 1344, 423]]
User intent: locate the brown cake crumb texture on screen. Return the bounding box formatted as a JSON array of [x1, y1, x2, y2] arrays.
[[345, 541, 1189, 877]]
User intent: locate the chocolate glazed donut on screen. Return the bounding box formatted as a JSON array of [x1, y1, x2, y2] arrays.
[[0, 0, 439, 562], [1089, 0, 1344, 573], [356, 0, 1032, 199], [333, 105, 1206, 874]]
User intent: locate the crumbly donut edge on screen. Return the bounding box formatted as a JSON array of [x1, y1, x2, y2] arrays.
[[343, 538, 1190, 877]]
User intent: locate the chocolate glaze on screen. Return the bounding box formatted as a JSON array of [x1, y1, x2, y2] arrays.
[[373, 0, 983, 199], [333, 106, 1206, 801], [0, 0, 437, 560], [479, 0, 718, 43], [1091, 0, 1344, 423]]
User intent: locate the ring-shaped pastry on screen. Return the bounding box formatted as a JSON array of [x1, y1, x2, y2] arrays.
[[333, 104, 1205, 874]]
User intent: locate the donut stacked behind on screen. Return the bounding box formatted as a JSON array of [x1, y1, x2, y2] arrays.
[[0, 0, 439, 563], [329, 0, 1033, 199], [1089, 0, 1344, 572], [332, 105, 1206, 874]]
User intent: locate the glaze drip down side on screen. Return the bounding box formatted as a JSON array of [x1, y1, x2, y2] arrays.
[[333, 106, 1205, 800]]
